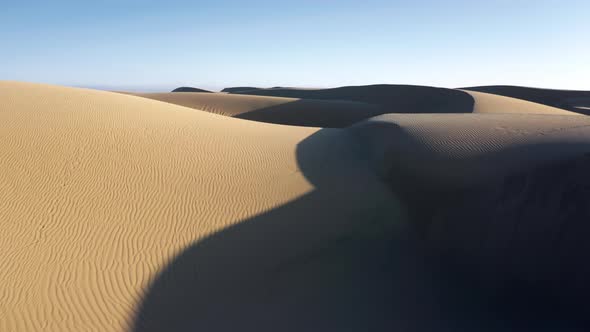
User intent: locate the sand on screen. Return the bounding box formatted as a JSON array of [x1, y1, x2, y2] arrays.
[[170, 87, 211, 93], [0, 81, 404, 331], [124, 92, 387, 127], [465, 90, 579, 115], [2, 81, 590, 331], [463, 85, 590, 115]]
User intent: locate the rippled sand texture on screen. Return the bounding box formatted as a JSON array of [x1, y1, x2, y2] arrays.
[[2, 81, 590, 331], [0, 82, 403, 331]]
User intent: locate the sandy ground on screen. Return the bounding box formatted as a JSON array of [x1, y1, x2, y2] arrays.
[[124, 92, 386, 127], [126, 86, 577, 129], [0, 81, 404, 331], [465, 90, 579, 115], [1, 81, 590, 331]]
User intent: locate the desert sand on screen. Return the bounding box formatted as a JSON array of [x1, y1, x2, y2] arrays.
[[463, 85, 590, 115], [125, 92, 387, 127], [1, 81, 590, 331], [125, 85, 578, 128]]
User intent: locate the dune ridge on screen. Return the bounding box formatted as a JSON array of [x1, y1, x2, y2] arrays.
[[125, 91, 387, 127], [125, 85, 578, 128], [170, 86, 211, 93], [0, 81, 404, 331], [463, 85, 590, 115], [2, 81, 590, 331]]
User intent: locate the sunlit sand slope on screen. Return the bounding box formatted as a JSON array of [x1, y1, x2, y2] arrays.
[[465, 90, 579, 115], [0, 81, 403, 331]]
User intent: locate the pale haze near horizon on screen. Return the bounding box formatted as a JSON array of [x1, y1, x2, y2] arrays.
[[1, 0, 588, 92]]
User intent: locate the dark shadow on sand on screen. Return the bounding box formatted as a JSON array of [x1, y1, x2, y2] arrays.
[[227, 84, 475, 115], [131, 120, 590, 331]]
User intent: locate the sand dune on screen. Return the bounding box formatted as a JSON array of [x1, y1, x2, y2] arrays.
[[126, 86, 577, 129], [464, 90, 579, 115], [2, 81, 590, 331], [463, 85, 590, 115], [350, 113, 590, 187], [0, 81, 404, 331], [125, 92, 386, 127], [223, 84, 476, 114], [349, 113, 590, 324], [170, 86, 211, 93]]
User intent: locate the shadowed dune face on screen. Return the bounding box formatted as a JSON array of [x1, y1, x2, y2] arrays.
[[566, 97, 590, 113], [0, 81, 415, 331], [133, 114, 590, 331], [131, 129, 418, 332], [350, 113, 590, 187], [170, 86, 211, 93], [126, 92, 387, 127], [349, 113, 590, 327], [225, 84, 476, 114], [127, 86, 576, 129], [220, 86, 260, 93], [3, 81, 590, 331], [463, 85, 590, 115]]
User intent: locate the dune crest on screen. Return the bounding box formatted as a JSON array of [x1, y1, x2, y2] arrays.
[[0, 81, 404, 331]]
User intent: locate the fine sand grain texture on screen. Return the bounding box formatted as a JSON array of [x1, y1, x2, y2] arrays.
[[0, 81, 406, 331], [3, 81, 590, 331], [125, 92, 386, 127]]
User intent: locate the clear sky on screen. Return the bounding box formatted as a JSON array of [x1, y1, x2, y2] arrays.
[[1, 0, 588, 91]]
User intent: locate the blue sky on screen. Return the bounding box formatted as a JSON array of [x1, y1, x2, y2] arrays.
[[1, 0, 588, 91]]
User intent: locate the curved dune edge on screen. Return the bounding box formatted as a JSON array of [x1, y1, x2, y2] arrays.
[[170, 86, 211, 93], [125, 91, 386, 127], [349, 113, 590, 325], [127, 86, 577, 129], [465, 90, 580, 115], [463, 85, 590, 115], [350, 113, 590, 188], [0, 81, 404, 331], [3, 81, 590, 331]]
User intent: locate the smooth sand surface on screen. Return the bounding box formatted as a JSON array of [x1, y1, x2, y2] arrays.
[[0, 81, 405, 331], [2, 81, 590, 331], [125, 92, 386, 127], [465, 90, 579, 115], [463, 85, 590, 115], [350, 113, 590, 187]]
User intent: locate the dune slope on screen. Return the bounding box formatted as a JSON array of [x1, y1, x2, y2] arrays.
[[463, 85, 590, 115], [170, 87, 211, 93], [125, 92, 386, 127], [349, 113, 590, 322], [3, 81, 590, 331], [224, 84, 475, 114], [0, 81, 404, 331], [465, 90, 579, 115]]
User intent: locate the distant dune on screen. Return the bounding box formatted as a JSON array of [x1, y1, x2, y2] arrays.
[[171, 86, 211, 93], [464, 90, 579, 115], [462, 85, 590, 115], [126, 85, 577, 128], [220, 86, 260, 93], [1, 81, 590, 331], [224, 84, 476, 114], [126, 92, 387, 127]]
